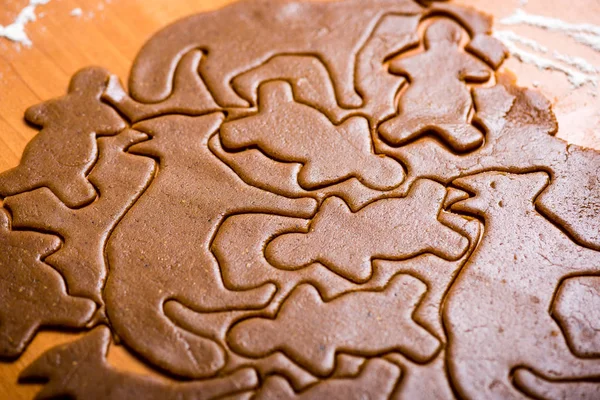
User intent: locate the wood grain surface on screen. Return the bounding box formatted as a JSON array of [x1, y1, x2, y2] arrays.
[[0, 0, 598, 398]]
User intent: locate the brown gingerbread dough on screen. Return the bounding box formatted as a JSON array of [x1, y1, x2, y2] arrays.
[[0, 68, 126, 208], [5, 129, 155, 311], [378, 19, 491, 152], [227, 274, 440, 376], [265, 179, 469, 282], [0, 209, 95, 358], [0, 0, 599, 398], [446, 171, 600, 398], [20, 326, 259, 400], [553, 277, 600, 358], [220, 81, 406, 191], [127, 0, 423, 108]]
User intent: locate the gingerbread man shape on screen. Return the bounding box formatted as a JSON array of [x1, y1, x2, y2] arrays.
[[0, 68, 126, 208], [378, 19, 490, 152]]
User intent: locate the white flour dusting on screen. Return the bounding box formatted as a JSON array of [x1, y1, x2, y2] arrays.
[[502, 9, 600, 35], [497, 9, 600, 89], [497, 36, 594, 88], [70, 8, 83, 17], [0, 0, 50, 46], [501, 9, 600, 52], [552, 51, 598, 74], [494, 30, 548, 53], [571, 32, 600, 52]]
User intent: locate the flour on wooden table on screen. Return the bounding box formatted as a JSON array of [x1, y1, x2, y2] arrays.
[[495, 8, 600, 89], [0, 0, 50, 46]]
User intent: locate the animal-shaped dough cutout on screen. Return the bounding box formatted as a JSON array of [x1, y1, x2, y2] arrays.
[[0, 68, 126, 208], [0, 209, 95, 358], [378, 19, 490, 152], [221, 81, 405, 191], [2, 0, 600, 398], [228, 274, 439, 376], [266, 179, 469, 283], [20, 326, 260, 400], [445, 171, 600, 399], [104, 113, 316, 379], [5, 130, 155, 310]]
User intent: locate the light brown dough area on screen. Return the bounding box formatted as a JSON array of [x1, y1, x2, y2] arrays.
[[1, 0, 600, 398], [5, 130, 155, 309], [227, 275, 440, 376], [446, 171, 600, 398], [0, 68, 126, 208], [221, 81, 405, 191], [265, 179, 469, 283], [379, 19, 490, 152], [553, 277, 600, 358], [0, 210, 95, 358]]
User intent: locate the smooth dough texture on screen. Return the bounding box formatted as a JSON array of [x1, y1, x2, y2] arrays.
[[2, 0, 600, 399]]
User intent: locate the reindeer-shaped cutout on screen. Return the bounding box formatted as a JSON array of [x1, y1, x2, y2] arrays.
[[444, 171, 600, 399], [104, 113, 316, 379]]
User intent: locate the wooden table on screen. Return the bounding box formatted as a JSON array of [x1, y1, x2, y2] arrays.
[[1, 0, 598, 398]]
